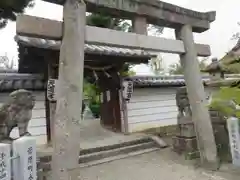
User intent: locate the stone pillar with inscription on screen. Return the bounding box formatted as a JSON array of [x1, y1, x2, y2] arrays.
[[0, 144, 11, 180], [12, 137, 37, 180], [227, 117, 240, 166]]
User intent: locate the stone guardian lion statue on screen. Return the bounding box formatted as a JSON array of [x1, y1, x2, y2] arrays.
[[175, 86, 192, 119], [0, 89, 35, 141]]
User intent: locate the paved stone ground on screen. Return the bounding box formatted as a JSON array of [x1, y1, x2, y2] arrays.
[[78, 149, 240, 180], [37, 120, 148, 155]]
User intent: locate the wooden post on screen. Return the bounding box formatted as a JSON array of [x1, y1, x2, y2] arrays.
[[45, 70, 51, 144], [119, 15, 148, 133], [46, 59, 58, 145], [119, 77, 129, 134], [175, 25, 219, 169], [51, 0, 85, 180]]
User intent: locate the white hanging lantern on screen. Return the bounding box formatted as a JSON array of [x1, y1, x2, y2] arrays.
[[122, 80, 133, 102]]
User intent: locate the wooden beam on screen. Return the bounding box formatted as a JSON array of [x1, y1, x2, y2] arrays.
[[42, 0, 216, 32], [175, 25, 219, 170], [16, 15, 211, 57], [51, 0, 85, 179]]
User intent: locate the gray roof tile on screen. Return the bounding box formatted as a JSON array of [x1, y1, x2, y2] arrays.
[[0, 73, 240, 91], [128, 74, 240, 87], [0, 73, 45, 92], [15, 35, 153, 58]]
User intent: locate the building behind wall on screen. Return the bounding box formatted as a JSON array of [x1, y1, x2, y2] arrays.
[[0, 72, 238, 144], [125, 74, 240, 133]]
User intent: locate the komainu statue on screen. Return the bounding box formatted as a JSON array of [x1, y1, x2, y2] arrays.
[[0, 89, 35, 141], [175, 86, 192, 119]]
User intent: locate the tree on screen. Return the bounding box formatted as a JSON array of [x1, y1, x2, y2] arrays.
[[0, 0, 34, 29], [232, 22, 240, 40], [169, 58, 208, 75], [221, 22, 240, 73], [0, 53, 16, 69], [169, 62, 183, 75], [149, 54, 165, 75], [86, 13, 163, 35]]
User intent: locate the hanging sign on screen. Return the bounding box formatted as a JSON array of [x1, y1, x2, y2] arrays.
[[122, 80, 133, 102], [47, 79, 58, 101]]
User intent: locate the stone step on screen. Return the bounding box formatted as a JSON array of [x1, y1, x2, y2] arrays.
[[79, 147, 160, 168], [37, 147, 160, 179], [37, 136, 160, 172], [79, 137, 153, 155], [79, 141, 158, 164]]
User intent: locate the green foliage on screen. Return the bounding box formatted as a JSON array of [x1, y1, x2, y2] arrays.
[[219, 23, 240, 73], [169, 62, 183, 75], [208, 87, 240, 118], [0, 0, 34, 28], [86, 13, 131, 32], [220, 53, 240, 74], [83, 80, 100, 104], [0, 54, 15, 69], [119, 63, 136, 77]]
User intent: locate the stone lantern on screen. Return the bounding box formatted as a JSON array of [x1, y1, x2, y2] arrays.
[[201, 58, 229, 97], [202, 57, 226, 81]]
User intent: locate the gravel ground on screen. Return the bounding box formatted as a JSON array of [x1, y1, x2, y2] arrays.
[[78, 149, 240, 180]]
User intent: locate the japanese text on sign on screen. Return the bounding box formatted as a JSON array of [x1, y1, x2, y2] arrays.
[[227, 117, 240, 166], [0, 152, 6, 180], [27, 147, 33, 180], [47, 79, 58, 101], [122, 80, 133, 102]]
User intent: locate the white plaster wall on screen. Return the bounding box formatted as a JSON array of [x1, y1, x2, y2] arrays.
[[127, 86, 213, 133]]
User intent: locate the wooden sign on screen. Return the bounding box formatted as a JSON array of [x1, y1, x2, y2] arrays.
[[47, 78, 58, 101], [227, 117, 240, 166], [106, 91, 111, 102], [122, 80, 133, 102], [12, 137, 37, 180], [0, 144, 11, 180]]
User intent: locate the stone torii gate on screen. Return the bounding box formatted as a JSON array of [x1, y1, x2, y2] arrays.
[[16, 0, 218, 179]]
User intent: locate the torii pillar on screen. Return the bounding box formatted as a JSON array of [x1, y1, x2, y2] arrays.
[[175, 25, 219, 169], [51, 0, 85, 180]]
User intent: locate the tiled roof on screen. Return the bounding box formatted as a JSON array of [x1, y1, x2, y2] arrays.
[[128, 74, 240, 88], [202, 58, 228, 72], [1, 73, 240, 92], [0, 73, 45, 92], [15, 35, 153, 58]]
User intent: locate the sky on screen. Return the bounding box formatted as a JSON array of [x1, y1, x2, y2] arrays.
[[0, 0, 239, 75]]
